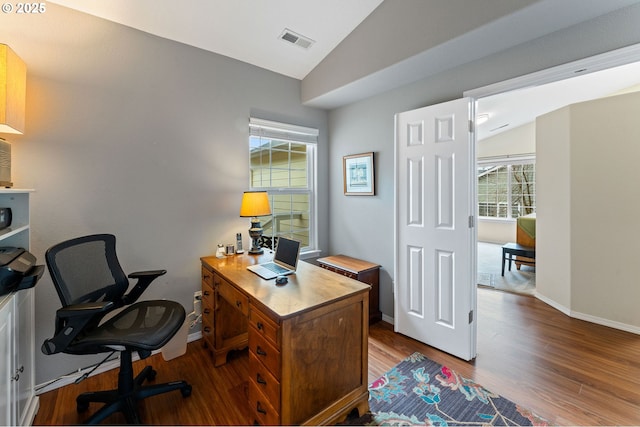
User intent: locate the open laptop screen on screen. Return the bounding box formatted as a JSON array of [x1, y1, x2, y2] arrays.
[[275, 237, 301, 270]]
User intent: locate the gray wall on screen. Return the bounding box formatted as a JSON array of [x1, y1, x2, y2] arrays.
[[327, 3, 640, 320], [2, 5, 328, 384]]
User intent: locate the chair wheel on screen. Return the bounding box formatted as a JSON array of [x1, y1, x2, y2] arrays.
[[181, 385, 192, 397], [77, 402, 89, 413]]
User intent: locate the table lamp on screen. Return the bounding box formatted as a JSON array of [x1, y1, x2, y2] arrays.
[[0, 44, 26, 135], [239, 191, 271, 255], [0, 44, 27, 188]]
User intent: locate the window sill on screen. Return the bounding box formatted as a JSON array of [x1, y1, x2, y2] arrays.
[[478, 217, 517, 224], [301, 249, 321, 259]]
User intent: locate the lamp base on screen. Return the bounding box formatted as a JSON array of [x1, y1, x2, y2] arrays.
[[248, 217, 264, 255], [248, 245, 264, 255]]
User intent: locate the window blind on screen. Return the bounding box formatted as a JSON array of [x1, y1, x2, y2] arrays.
[[249, 118, 318, 145]]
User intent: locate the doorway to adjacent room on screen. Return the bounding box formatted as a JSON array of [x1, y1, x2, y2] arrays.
[[469, 43, 640, 300]]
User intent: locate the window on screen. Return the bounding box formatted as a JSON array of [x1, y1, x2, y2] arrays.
[[477, 158, 535, 219], [249, 118, 317, 252]]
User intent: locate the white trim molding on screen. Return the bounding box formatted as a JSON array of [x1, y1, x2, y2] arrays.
[[535, 292, 640, 336], [465, 43, 640, 100], [571, 311, 640, 336]]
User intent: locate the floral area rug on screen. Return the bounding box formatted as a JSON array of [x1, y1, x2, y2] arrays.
[[359, 352, 548, 426]]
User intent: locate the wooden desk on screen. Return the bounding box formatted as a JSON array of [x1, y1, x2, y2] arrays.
[[200, 254, 370, 426], [317, 254, 382, 324]]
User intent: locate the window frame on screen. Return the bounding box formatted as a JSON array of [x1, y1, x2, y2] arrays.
[[477, 155, 536, 221], [249, 118, 318, 254]]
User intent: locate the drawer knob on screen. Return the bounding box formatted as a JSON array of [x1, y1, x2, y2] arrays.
[[256, 402, 267, 415], [256, 346, 267, 356], [256, 374, 267, 385], [204, 327, 211, 333], [257, 321, 263, 330], [236, 300, 242, 308], [204, 308, 211, 315], [203, 290, 210, 296]]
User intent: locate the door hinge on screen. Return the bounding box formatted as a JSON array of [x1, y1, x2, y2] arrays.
[[468, 215, 474, 228], [469, 119, 474, 133], [469, 310, 474, 324]]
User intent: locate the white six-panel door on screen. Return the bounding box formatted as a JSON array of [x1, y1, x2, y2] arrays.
[[394, 98, 477, 361]]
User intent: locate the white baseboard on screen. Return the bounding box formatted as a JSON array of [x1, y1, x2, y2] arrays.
[[21, 395, 39, 426], [36, 331, 203, 395], [534, 291, 571, 316], [570, 310, 640, 335], [385, 293, 639, 342], [535, 292, 640, 335], [381, 313, 394, 325]]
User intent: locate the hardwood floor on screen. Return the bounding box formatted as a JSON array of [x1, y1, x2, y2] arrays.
[[34, 288, 640, 425]]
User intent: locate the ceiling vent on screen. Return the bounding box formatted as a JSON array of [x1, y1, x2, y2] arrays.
[[279, 29, 314, 49]]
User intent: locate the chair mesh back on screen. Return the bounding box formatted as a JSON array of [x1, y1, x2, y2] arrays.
[[46, 235, 129, 306]]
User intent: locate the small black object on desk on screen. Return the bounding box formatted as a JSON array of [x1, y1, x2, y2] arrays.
[[275, 275, 288, 285]]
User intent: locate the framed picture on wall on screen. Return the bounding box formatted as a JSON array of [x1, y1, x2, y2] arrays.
[[343, 152, 375, 195]]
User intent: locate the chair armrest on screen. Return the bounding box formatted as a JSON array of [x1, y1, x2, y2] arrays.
[[122, 269, 167, 305], [57, 301, 115, 318], [41, 301, 115, 355]]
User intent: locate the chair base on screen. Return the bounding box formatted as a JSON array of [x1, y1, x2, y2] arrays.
[[77, 351, 191, 424]]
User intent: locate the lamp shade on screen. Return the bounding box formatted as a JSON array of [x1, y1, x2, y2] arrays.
[[0, 44, 26, 135], [239, 191, 271, 217]]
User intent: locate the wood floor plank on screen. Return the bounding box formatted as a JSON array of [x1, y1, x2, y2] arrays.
[[33, 288, 640, 425]]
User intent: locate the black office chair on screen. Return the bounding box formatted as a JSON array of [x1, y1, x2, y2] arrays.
[[42, 234, 192, 424]]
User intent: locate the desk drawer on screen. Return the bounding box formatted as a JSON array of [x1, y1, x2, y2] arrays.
[[249, 308, 280, 347], [201, 303, 213, 325], [249, 380, 280, 426], [249, 327, 281, 379], [201, 268, 215, 350], [202, 317, 213, 347], [201, 284, 214, 322], [249, 351, 280, 411], [216, 274, 249, 316], [319, 263, 357, 280], [201, 266, 213, 286]]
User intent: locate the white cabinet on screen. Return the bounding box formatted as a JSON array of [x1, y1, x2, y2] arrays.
[[0, 295, 14, 425], [0, 189, 38, 426], [0, 292, 36, 426], [15, 289, 36, 425]]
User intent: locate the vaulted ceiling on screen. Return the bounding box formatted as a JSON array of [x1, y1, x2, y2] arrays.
[[47, 0, 384, 80]]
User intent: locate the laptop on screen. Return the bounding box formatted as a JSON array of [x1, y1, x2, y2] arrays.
[[246, 237, 301, 280]]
